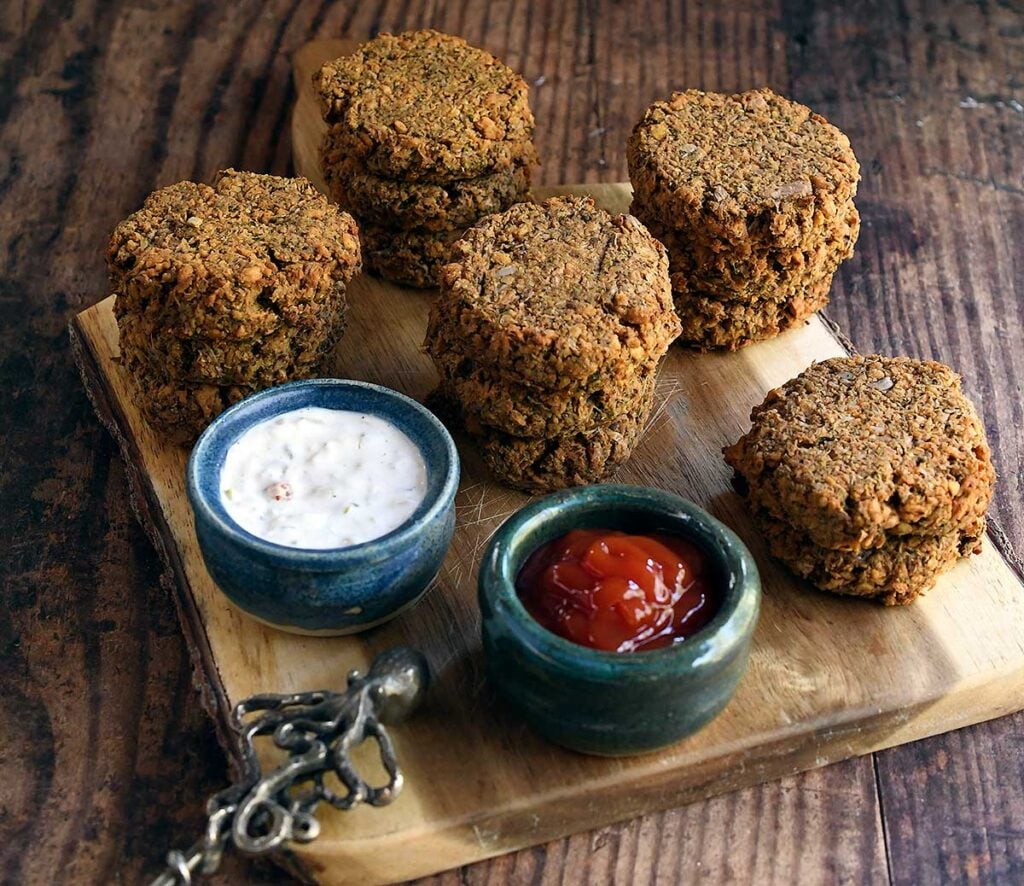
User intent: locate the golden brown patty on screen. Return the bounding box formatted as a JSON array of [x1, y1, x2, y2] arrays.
[[120, 352, 257, 444], [628, 89, 860, 348], [360, 223, 468, 289], [671, 277, 833, 351], [108, 169, 358, 442], [474, 407, 650, 494], [628, 88, 860, 246], [724, 356, 995, 552], [314, 29, 536, 182], [636, 200, 860, 299], [425, 196, 680, 390], [107, 169, 361, 340], [116, 296, 347, 385], [321, 143, 532, 232], [751, 507, 985, 606], [433, 347, 658, 438], [637, 204, 858, 349]]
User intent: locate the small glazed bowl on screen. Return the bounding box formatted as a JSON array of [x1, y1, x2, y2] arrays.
[[479, 484, 760, 756], [187, 379, 460, 635]]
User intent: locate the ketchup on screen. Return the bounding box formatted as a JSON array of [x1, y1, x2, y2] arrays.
[[515, 529, 719, 653]]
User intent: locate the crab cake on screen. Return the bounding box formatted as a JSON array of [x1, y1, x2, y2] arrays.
[[315, 31, 538, 289], [421, 380, 644, 492], [670, 277, 833, 350], [752, 508, 986, 606], [360, 223, 469, 289], [108, 169, 360, 441], [725, 355, 995, 604], [108, 169, 360, 341], [426, 196, 680, 390], [475, 409, 650, 494], [120, 351, 256, 444], [321, 146, 532, 232], [636, 204, 860, 350], [637, 202, 861, 300], [425, 195, 677, 492], [629, 89, 859, 243], [314, 30, 537, 182], [435, 353, 658, 438], [628, 88, 860, 349], [116, 298, 348, 385], [725, 356, 994, 550]]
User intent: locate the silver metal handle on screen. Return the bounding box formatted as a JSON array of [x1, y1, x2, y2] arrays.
[[150, 647, 429, 885]]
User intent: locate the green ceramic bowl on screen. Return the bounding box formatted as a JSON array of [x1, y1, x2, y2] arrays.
[[478, 484, 760, 756]]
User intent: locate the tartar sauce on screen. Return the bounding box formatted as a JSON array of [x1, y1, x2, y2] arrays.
[[219, 407, 428, 550]]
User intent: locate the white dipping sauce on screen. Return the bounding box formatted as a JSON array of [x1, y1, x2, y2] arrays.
[[219, 406, 428, 550]]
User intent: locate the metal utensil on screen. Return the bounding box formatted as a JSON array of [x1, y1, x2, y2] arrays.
[[151, 647, 429, 885]]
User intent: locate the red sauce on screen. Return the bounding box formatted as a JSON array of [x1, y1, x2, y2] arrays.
[[515, 529, 720, 653]]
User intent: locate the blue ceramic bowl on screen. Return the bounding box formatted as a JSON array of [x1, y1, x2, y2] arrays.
[[479, 484, 760, 756], [187, 379, 460, 635]]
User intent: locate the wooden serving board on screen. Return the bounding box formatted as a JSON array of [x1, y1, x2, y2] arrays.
[[67, 38, 1024, 886]]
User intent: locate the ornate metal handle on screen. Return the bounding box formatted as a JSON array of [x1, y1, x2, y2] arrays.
[[151, 647, 429, 885]]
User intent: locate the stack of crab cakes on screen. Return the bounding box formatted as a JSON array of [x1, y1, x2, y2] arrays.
[[724, 356, 996, 605], [425, 196, 681, 493], [107, 169, 361, 442], [628, 88, 861, 350], [315, 30, 538, 288]]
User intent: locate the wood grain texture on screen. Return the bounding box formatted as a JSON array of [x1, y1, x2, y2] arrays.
[[2, 1, 1022, 884], [70, 181, 1024, 883]]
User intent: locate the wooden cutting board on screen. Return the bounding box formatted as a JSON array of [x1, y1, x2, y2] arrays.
[[67, 37, 1024, 886]]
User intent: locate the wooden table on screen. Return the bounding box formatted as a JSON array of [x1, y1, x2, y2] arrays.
[[2, 1, 1022, 883]]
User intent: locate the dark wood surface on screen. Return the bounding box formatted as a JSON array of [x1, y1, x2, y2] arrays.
[[2, 1, 1022, 883]]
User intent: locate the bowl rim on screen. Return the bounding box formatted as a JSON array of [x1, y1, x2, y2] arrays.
[[479, 483, 761, 676], [186, 378, 460, 566]]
